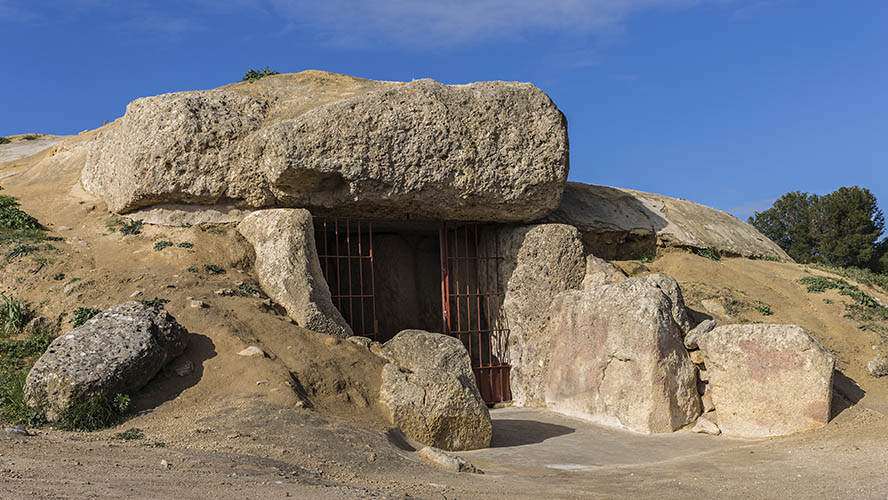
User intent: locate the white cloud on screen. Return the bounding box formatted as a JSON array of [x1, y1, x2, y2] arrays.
[[0, 0, 39, 23], [261, 0, 708, 46]]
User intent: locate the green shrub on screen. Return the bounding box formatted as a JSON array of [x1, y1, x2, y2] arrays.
[[21, 135, 38, 141], [57, 393, 131, 431], [52, 272, 65, 281], [177, 241, 193, 248], [0, 195, 41, 231], [242, 66, 280, 82], [0, 137, 10, 145], [756, 304, 773, 316], [72, 306, 100, 327], [153, 240, 173, 251], [0, 323, 57, 426], [0, 294, 31, 337]]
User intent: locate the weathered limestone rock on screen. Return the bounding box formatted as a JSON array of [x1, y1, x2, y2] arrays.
[[415, 446, 483, 474], [696, 324, 834, 438], [544, 276, 701, 433], [237, 209, 352, 338], [82, 71, 569, 222], [498, 224, 586, 406], [581, 254, 626, 290], [684, 319, 716, 350], [546, 182, 791, 261], [24, 302, 188, 421], [379, 330, 491, 451], [867, 355, 888, 377], [692, 413, 721, 435]]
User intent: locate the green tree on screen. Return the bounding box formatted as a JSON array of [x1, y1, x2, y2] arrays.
[[749, 186, 885, 271], [748, 191, 819, 263], [810, 186, 884, 269]]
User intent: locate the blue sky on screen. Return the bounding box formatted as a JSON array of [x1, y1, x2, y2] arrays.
[[1, 0, 885, 221]]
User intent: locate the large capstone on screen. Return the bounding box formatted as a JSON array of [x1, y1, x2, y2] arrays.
[[378, 330, 492, 451], [82, 71, 569, 222], [695, 324, 834, 438], [24, 302, 188, 421], [544, 275, 701, 433], [546, 182, 791, 261], [237, 208, 352, 338]]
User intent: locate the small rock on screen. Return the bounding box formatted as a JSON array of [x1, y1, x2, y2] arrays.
[[691, 414, 721, 435], [238, 346, 265, 357], [129, 290, 143, 298], [689, 349, 705, 365], [684, 319, 716, 350], [367, 452, 377, 463], [415, 447, 483, 474], [4, 426, 31, 436], [698, 369, 709, 382], [82, 204, 96, 213], [701, 389, 715, 413], [160, 459, 171, 470], [190, 300, 208, 309], [215, 289, 227, 296], [867, 355, 888, 378], [58, 226, 72, 231], [347, 336, 372, 349], [173, 360, 194, 377], [700, 300, 727, 318]]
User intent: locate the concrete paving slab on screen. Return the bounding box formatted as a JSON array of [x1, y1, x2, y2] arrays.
[[462, 407, 749, 472]]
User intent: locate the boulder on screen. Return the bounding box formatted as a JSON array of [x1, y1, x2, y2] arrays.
[[498, 224, 586, 406], [24, 302, 188, 421], [415, 446, 483, 474], [692, 413, 721, 435], [82, 71, 569, 222], [545, 182, 791, 261], [544, 276, 701, 433], [695, 324, 834, 438], [237, 209, 352, 338], [378, 330, 492, 451]]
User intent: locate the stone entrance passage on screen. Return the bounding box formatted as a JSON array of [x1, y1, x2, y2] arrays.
[[314, 217, 512, 405]]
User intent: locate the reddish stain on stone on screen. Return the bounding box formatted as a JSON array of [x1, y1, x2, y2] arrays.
[[738, 340, 804, 383]]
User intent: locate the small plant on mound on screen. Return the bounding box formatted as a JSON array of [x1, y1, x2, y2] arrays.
[[111, 427, 145, 441], [21, 134, 38, 141], [153, 240, 173, 251], [0, 294, 31, 337], [177, 241, 193, 248], [692, 247, 721, 261], [204, 264, 225, 274], [71, 306, 100, 328], [119, 219, 143, 235], [58, 393, 131, 431], [140, 297, 169, 308], [0, 137, 10, 145], [242, 66, 279, 82], [756, 304, 773, 316]]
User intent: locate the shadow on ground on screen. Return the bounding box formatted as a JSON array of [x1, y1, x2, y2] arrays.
[[832, 369, 865, 419], [490, 419, 575, 448], [133, 333, 217, 412]]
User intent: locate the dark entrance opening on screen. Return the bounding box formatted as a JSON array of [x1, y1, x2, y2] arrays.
[[314, 216, 512, 405]]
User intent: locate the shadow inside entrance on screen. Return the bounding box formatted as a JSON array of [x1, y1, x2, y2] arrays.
[[490, 419, 575, 448]]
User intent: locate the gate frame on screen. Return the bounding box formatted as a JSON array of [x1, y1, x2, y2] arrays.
[[439, 222, 512, 405]]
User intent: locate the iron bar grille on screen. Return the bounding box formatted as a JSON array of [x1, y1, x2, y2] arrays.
[[440, 223, 512, 405], [313, 217, 379, 340]]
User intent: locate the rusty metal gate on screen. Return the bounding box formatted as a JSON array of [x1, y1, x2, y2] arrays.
[[439, 223, 512, 405], [314, 217, 379, 339]]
